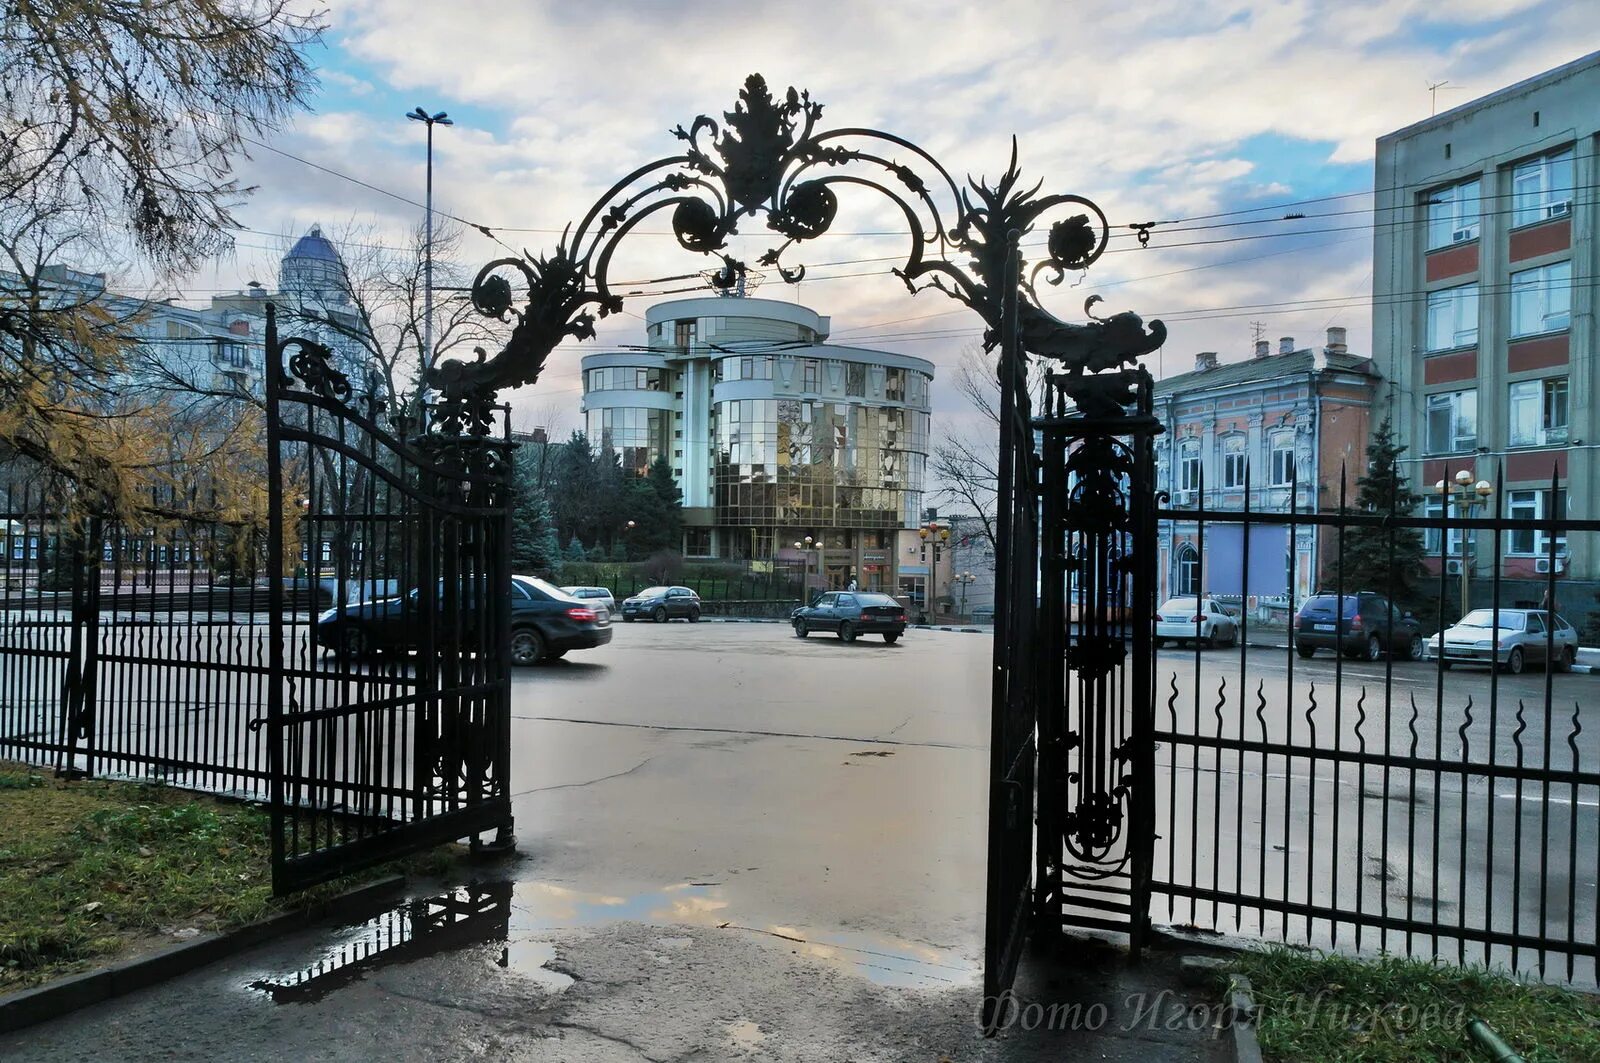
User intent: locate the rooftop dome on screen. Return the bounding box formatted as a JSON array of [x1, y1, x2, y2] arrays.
[[285, 224, 340, 263]]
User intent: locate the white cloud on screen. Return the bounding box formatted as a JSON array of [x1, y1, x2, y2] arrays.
[[169, 1, 1600, 433]]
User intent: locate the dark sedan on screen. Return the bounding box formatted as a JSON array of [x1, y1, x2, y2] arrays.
[[792, 591, 907, 644], [315, 575, 611, 665], [620, 586, 702, 623]]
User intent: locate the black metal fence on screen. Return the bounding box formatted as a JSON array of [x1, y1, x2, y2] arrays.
[[0, 464, 279, 797], [1154, 467, 1600, 984]]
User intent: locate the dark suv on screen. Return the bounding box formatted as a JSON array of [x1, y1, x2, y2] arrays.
[[1293, 592, 1424, 661], [620, 586, 702, 623]]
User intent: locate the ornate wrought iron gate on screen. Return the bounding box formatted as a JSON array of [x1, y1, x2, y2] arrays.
[[1033, 369, 1161, 955], [410, 74, 1164, 1020], [265, 307, 514, 893]]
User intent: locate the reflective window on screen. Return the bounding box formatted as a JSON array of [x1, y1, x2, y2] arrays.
[[1511, 148, 1574, 227], [1426, 178, 1481, 250]]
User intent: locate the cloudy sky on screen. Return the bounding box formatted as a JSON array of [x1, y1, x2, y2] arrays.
[[169, 0, 1600, 437]]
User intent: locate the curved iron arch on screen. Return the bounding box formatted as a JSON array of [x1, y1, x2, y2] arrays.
[[425, 73, 1165, 428]]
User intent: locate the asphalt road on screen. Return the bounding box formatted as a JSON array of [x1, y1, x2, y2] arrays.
[[2, 622, 1595, 1059]]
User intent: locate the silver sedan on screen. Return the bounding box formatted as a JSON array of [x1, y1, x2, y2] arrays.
[[1427, 608, 1578, 674]]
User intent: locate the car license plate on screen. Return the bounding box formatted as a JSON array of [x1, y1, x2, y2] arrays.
[[1314, 624, 1335, 632]]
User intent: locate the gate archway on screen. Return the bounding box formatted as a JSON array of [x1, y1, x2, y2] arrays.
[[421, 73, 1166, 1025]]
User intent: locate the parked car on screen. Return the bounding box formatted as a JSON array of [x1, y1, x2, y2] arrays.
[[315, 575, 612, 665], [1153, 596, 1237, 649], [1293, 592, 1424, 661], [792, 591, 908, 644], [620, 585, 702, 623], [561, 585, 616, 620], [1427, 608, 1577, 674]]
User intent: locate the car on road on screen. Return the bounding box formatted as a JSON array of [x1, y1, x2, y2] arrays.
[[561, 585, 616, 620], [1153, 596, 1237, 649], [1427, 608, 1577, 674], [1293, 592, 1424, 661], [792, 591, 908, 644], [315, 575, 612, 665], [620, 585, 702, 623]]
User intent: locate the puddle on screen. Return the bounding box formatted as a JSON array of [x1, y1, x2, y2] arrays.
[[509, 879, 977, 989], [247, 878, 976, 1003], [246, 882, 569, 1003]]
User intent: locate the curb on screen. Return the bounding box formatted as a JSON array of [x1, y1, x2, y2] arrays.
[[0, 873, 406, 1035], [1225, 974, 1264, 1063]]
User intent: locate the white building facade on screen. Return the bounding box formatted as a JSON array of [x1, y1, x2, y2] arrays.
[[580, 297, 934, 592]]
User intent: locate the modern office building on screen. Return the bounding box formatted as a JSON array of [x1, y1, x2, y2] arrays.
[[1155, 331, 1380, 611], [579, 296, 934, 592], [1373, 51, 1599, 589]]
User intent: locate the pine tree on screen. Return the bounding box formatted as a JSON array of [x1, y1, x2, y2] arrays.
[[1332, 419, 1428, 610], [509, 447, 562, 579], [628, 456, 684, 556], [564, 536, 587, 562]]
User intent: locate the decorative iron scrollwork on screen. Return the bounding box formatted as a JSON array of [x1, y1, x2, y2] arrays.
[[429, 73, 1165, 408], [281, 337, 351, 403]]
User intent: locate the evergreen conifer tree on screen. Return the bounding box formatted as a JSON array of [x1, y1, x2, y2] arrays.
[[1332, 419, 1428, 610]]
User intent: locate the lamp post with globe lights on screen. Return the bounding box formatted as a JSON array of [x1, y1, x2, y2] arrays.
[[792, 535, 821, 604], [952, 571, 977, 622], [918, 520, 951, 621], [1436, 469, 1492, 619]]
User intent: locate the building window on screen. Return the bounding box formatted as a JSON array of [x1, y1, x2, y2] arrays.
[[1510, 260, 1571, 337], [1424, 497, 1476, 556], [1175, 544, 1199, 596], [1178, 441, 1201, 494], [674, 319, 697, 348], [846, 363, 866, 397], [1507, 489, 1567, 556], [1511, 147, 1574, 227], [1426, 178, 1480, 250], [1221, 435, 1247, 489], [802, 359, 819, 391], [1508, 377, 1568, 447], [1426, 283, 1479, 351], [685, 528, 713, 557], [1268, 432, 1294, 487], [1425, 390, 1477, 454], [885, 368, 905, 401]]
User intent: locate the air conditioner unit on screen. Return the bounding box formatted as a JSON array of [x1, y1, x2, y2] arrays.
[[1451, 227, 1476, 243], [1445, 559, 1465, 575], [1546, 201, 1572, 219], [1534, 557, 1567, 574]]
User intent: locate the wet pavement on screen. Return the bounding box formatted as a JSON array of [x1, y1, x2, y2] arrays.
[[1, 624, 1233, 1060]]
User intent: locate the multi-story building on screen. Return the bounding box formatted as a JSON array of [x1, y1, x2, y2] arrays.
[[1373, 51, 1599, 594], [1155, 331, 1380, 611], [579, 296, 934, 592]]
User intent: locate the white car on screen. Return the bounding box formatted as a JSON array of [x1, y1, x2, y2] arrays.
[[560, 585, 615, 622], [1428, 608, 1578, 674], [1154, 596, 1238, 649]]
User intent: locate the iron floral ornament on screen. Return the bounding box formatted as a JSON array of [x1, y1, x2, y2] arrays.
[[428, 74, 1164, 412]]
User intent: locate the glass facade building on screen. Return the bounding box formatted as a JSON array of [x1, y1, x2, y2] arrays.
[[578, 297, 934, 592]]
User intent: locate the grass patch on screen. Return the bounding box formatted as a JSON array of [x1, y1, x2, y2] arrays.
[[0, 763, 459, 992], [1229, 946, 1600, 1062]]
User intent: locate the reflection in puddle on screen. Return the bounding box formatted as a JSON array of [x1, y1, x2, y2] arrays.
[[510, 880, 977, 989], [248, 882, 568, 1003], [247, 878, 976, 1003]]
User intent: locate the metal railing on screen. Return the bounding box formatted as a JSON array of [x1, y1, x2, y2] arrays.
[[1154, 462, 1599, 984]]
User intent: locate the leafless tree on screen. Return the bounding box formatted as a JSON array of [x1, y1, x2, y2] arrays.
[[273, 219, 501, 432]]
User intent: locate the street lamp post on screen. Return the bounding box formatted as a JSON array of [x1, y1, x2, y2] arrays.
[[953, 571, 977, 622], [406, 106, 453, 410], [1435, 469, 1493, 618], [917, 520, 951, 621], [792, 535, 819, 604]]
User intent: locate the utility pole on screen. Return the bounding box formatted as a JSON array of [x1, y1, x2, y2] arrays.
[[407, 106, 452, 412]]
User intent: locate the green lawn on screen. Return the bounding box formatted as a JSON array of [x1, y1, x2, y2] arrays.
[[1230, 947, 1600, 1063], [0, 764, 454, 991]]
